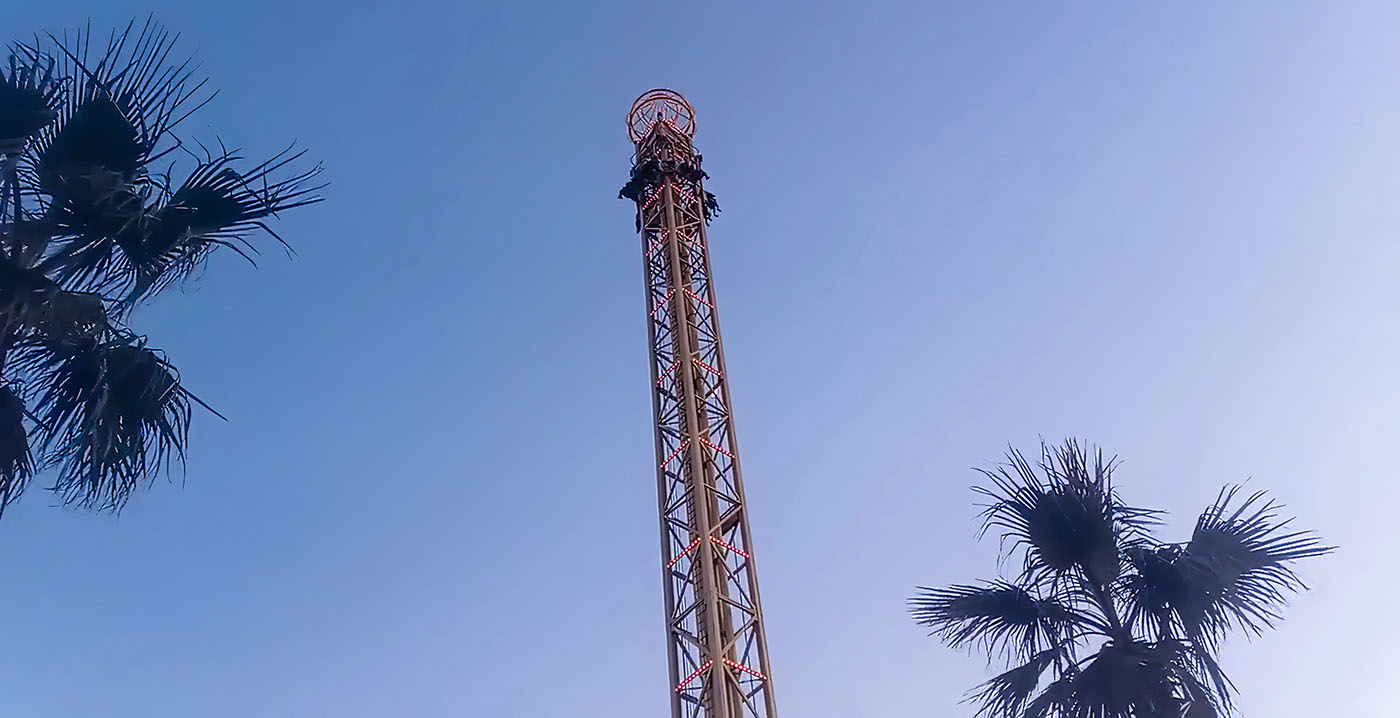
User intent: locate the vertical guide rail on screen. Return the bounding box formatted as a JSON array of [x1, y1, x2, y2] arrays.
[[624, 90, 778, 718]]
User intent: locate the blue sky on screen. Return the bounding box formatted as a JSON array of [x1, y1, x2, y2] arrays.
[[3, 2, 1398, 715]]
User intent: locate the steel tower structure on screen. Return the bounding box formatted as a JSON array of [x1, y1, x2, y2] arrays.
[[619, 89, 778, 718]]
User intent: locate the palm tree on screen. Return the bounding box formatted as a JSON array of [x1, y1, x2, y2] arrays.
[[909, 440, 1331, 718], [0, 18, 322, 515]]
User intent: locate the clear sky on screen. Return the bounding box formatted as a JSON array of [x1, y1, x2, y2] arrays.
[[2, 2, 1397, 716]]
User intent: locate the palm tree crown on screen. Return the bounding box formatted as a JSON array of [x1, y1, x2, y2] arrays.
[[0, 18, 323, 514], [910, 440, 1331, 718]]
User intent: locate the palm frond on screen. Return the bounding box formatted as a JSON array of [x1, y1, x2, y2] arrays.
[[909, 581, 1090, 661], [17, 17, 213, 289], [1180, 486, 1333, 649], [967, 645, 1064, 718], [1119, 543, 1185, 639], [24, 290, 107, 344], [0, 382, 33, 513], [1023, 673, 1075, 718], [36, 92, 145, 199], [1179, 645, 1233, 717], [1116, 488, 1325, 714], [0, 250, 108, 344], [120, 142, 324, 301], [1075, 640, 1167, 716], [1023, 640, 1193, 718], [28, 17, 209, 179], [0, 249, 58, 313], [15, 333, 197, 511], [1117, 548, 1244, 716], [976, 440, 1159, 589], [1153, 638, 1232, 718], [1184, 698, 1219, 718], [0, 48, 63, 154]]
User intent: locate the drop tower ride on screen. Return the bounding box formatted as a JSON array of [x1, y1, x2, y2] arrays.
[[619, 90, 779, 718]]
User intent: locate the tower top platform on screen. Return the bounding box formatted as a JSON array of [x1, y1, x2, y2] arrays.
[[627, 89, 697, 143]]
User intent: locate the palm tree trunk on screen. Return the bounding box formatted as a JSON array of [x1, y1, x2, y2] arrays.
[[1085, 577, 1131, 642]]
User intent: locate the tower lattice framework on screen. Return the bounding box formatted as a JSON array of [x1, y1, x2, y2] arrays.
[[620, 90, 779, 718]]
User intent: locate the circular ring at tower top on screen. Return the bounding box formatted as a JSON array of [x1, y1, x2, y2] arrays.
[[627, 89, 696, 143]]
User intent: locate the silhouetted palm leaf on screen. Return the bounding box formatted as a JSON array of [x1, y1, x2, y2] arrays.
[[0, 383, 33, 513], [0, 50, 62, 154], [1119, 545, 1240, 712], [24, 290, 107, 345], [968, 645, 1066, 718], [28, 17, 208, 178], [37, 93, 144, 199], [1120, 488, 1333, 654], [1023, 672, 1074, 718], [910, 581, 1091, 661], [1118, 542, 1186, 638], [0, 250, 59, 314], [122, 143, 324, 300], [1183, 487, 1333, 640], [1177, 649, 1225, 718], [1024, 640, 1201, 718], [1, 249, 108, 342], [20, 18, 213, 291], [977, 441, 1158, 589], [16, 335, 196, 510]]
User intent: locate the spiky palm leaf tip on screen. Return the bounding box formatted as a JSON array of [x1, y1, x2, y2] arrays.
[[0, 383, 34, 514], [909, 440, 1332, 718], [122, 142, 323, 302], [0, 50, 62, 154]]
